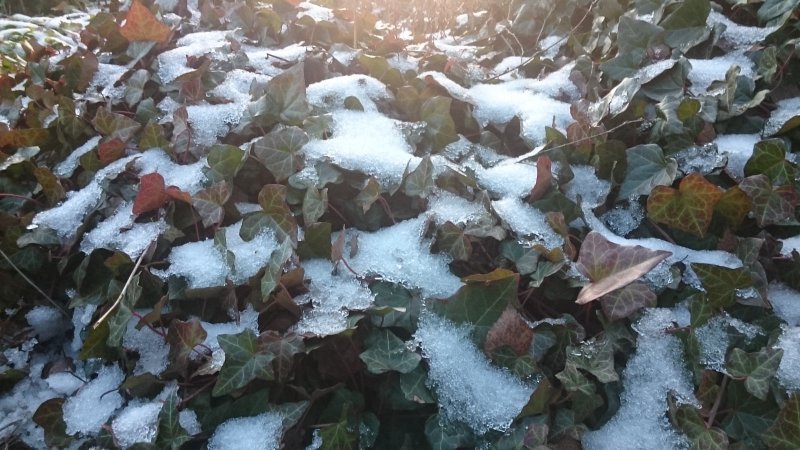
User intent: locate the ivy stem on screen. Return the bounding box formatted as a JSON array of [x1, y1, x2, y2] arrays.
[[706, 374, 729, 428], [92, 244, 150, 329], [0, 247, 68, 317]]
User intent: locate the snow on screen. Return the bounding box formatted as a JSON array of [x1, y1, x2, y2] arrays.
[[688, 52, 755, 94], [601, 200, 645, 237], [780, 234, 800, 256], [0, 356, 57, 447], [244, 43, 310, 77], [153, 220, 279, 289], [307, 74, 393, 112], [63, 364, 126, 435], [88, 63, 127, 99], [763, 97, 800, 137], [714, 133, 760, 180], [70, 304, 97, 355], [583, 307, 695, 450], [769, 282, 800, 326], [207, 412, 285, 450], [564, 165, 611, 207], [54, 135, 101, 177], [492, 197, 564, 249], [179, 409, 202, 435], [695, 314, 762, 373], [157, 30, 232, 83], [199, 305, 261, 361], [25, 305, 67, 341], [298, 1, 334, 21], [44, 372, 84, 396], [80, 202, 167, 259], [123, 316, 170, 375], [414, 313, 536, 434], [775, 325, 800, 391], [302, 110, 420, 188], [294, 259, 375, 336], [427, 191, 487, 226], [471, 159, 538, 199], [111, 401, 163, 449], [343, 216, 462, 299], [707, 11, 778, 46]]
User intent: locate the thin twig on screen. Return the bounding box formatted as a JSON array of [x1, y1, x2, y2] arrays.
[[0, 247, 68, 317], [92, 245, 149, 329]]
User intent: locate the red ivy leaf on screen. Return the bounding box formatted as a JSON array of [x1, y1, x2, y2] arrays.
[[647, 172, 723, 236], [484, 307, 534, 356], [527, 155, 552, 202], [120, 0, 171, 44], [165, 186, 191, 203], [133, 172, 167, 215], [98, 137, 126, 165], [576, 231, 671, 304]]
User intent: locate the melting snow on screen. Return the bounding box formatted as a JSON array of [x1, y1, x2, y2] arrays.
[[415, 313, 536, 434], [54, 135, 101, 177], [775, 325, 800, 391], [207, 412, 285, 450], [707, 11, 778, 46], [583, 307, 695, 450], [63, 364, 126, 435], [157, 30, 232, 83], [763, 97, 800, 137], [307, 74, 393, 112], [714, 133, 760, 180], [111, 401, 163, 449], [688, 52, 755, 94]]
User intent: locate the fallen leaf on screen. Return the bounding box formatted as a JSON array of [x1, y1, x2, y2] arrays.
[[120, 0, 171, 43]]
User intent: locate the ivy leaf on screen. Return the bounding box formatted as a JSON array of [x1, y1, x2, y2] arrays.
[[403, 155, 434, 198], [739, 175, 799, 227], [484, 307, 533, 356], [33, 167, 65, 206], [249, 63, 309, 127], [425, 415, 473, 450], [120, 0, 172, 43], [205, 145, 245, 183], [763, 393, 800, 449], [213, 329, 275, 397], [399, 366, 435, 404], [672, 404, 729, 450], [261, 239, 293, 299], [33, 398, 72, 448], [744, 139, 796, 185], [359, 329, 421, 374], [714, 186, 753, 230], [191, 182, 232, 228], [166, 318, 207, 376], [435, 222, 472, 261], [647, 172, 723, 236], [60, 51, 99, 93], [722, 381, 779, 441], [600, 281, 657, 321], [565, 338, 618, 383], [140, 121, 169, 150], [241, 184, 297, 242], [133, 172, 168, 215], [303, 186, 328, 225], [155, 391, 190, 449], [429, 269, 518, 346], [91, 106, 141, 142], [171, 106, 192, 157], [124, 69, 149, 106], [355, 177, 381, 213], [619, 144, 678, 199], [98, 138, 126, 165], [252, 126, 308, 182], [556, 364, 596, 395], [659, 0, 710, 47], [298, 222, 332, 260], [0, 128, 50, 148], [575, 231, 671, 304], [79, 320, 114, 360], [726, 347, 783, 400], [420, 96, 458, 151], [320, 419, 357, 450], [260, 331, 304, 383], [107, 273, 142, 347], [692, 263, 751, 309]]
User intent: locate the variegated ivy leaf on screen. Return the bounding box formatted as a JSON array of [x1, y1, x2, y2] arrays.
[[647, 172, 722, 236], [252, 126, 308, 182], [739, 174, 799, 227]]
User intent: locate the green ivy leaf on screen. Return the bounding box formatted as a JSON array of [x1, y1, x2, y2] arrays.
[[259, 331, 305, 383], [261, 239, 293, 299], [155, 391, 190, 449], [672, 404, 729, 450], [320, 419, 357, 450], [647, 172, 722, 236], [600, 281, 657, 321], [303, 186, 328, 225], [619, 144, 678, 199], [191, 182, 232, 228], [721, 380, 779, 441], [91, 106, 141, 143], [556, 364, 596, 395], [399, 365, 435, 404], [79, 320, 114, 360], [424, 415, 473, 450], [205, 144, 245, 183], [249, 63, 309, 127], [139, 121, 169, 150], [107, 273, 142, 347], [213, 329, 275, 397], [355, 177, 381, 213], [744, 139, 796, 185], [357, 55, 403, 88], [429, 269, 518, 346], [359, 329, 421, 374], [726, 347, 783, 400], [436, 222, 472, 261], [714, 186, 752, 230], [420, 96, 458, 151], [298, 222, 332, 260], [692, 263, 751, 309], [565, 338, 618, 383], [763, 393, 800, 449], [403, 155, 435, 198], [241, 184, 297, 242], [252, 126, 308, 182], [124, 68, 149, 107], [738, 175, 798, 227]]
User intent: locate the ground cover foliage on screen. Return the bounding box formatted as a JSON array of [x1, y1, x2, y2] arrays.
[[1, 0, 800, 448]]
